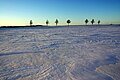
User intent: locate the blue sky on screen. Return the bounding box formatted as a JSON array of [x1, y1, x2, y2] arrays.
[[0, 0, 120, 26]]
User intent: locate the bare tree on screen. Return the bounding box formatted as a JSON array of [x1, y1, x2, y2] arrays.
[[55, 19, 59, 26], [46, 20, 49, 26], [85, 19, 89, 25], [67, 19, 71, 26], [30, 20, 33, 26], [91, 19, 95, 25], [98, 20, 100, 24]]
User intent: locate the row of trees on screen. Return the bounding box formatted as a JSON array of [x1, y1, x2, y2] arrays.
[[85, 19, 100, 25], [30, 19, 100, 26]]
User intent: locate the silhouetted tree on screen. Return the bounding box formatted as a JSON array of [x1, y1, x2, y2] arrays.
[[85, 19, 89, 25], [30, 20, 33, 26], [67, 20, 71, 26], [46, 20, 49, 26], [98, 20, 100, 24], [91, 19, 95, 25], [55, 19, 59, 26]]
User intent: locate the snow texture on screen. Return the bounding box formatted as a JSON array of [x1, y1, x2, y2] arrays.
[[0, 25, 120, 80]]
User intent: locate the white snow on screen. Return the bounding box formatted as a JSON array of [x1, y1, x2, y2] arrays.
[[0, 25, 120, 80]]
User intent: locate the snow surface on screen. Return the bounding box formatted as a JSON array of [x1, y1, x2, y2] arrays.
[[0, 25, 120, 80]]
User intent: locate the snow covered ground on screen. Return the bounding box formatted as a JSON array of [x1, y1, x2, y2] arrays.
[[0, 25, 120, 80]]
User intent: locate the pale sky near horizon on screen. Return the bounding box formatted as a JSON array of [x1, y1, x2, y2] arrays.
[[0, 0, 120, 26]]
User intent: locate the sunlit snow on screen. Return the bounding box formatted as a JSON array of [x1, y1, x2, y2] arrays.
[[0, 25, 120, 80]]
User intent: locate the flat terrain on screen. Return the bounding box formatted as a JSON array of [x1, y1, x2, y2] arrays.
[[0, 25, 120, 80]]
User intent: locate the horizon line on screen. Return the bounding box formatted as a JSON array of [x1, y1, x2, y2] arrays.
[[0, 24, 120, 27]]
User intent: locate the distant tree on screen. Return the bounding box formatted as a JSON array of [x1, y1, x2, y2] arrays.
[[46, 20, 49, 26], [85, 19, 89, 25], [91, 19, 95, 25], [30, 20, 33, 26], [98, 20, 100, 24], [67, 19, 71, 26], [55, 19, 59, 26]]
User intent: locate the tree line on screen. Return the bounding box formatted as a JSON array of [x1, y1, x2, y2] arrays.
[[30, 19, 100, 26], [85, 19, 100, 25]]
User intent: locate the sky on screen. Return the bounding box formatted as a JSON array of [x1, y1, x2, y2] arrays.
[[0, 0, 120, 26]]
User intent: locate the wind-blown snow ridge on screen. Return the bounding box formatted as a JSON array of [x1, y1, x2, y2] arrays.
[[0, 25, 120, 80]]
